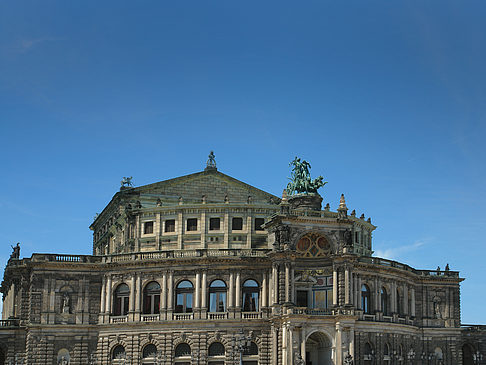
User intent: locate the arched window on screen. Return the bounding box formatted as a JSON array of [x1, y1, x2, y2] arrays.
[[142, 344, 157, 359], [112, 345, 126, 360], [396, 288, 401, 315], [57, 348, 70, 365], [398, 344, 404, 365], [209, 280, 227, 312], [242, 342, 259, 365], [175, 280, 193, 313], [242, 279, 259, 312], [113, 284, 130, 316], [462, 344, 474, 365], [175, 343, 191, 359], [208, 342, 225, 365], [384, 343, 391, 364], [364, 342, 374, 364], [143, 281, 161, 314], [434, 347, 443, 361], [381, 287, 388, 315], [361, 284, 371, 314]]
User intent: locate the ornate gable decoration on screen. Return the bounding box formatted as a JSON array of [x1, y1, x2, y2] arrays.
[[296, 233, 331, 257]]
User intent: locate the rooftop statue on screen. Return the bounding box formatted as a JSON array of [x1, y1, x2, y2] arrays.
[[120, 176, 133, 188], [286, 157, 327, 195], [206, 150, 217, 170]]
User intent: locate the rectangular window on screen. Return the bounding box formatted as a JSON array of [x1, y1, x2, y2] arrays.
[[255, 218, 265, 231], [296, 290, 308, 307], [232, 217, 243, 230], [209, 217, 220, 230], [165, 219, 176, 232], [187, 218, 198, 231], [144, 221, 154, 234]]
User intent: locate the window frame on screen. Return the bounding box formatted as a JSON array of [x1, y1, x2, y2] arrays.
[[143, 281, 161, 315], [113, 283, 130, 316], [175, 280, 194, 313], [209, 279, 227, 313], [242, 279, 259, 312]]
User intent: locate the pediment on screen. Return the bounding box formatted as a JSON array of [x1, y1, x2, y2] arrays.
[[132, 170, 279, 205]]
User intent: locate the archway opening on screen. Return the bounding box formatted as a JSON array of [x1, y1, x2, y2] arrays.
[[0, 348, 4, 365], [462, 344, 474, 365], [305, 331, 332, 365]]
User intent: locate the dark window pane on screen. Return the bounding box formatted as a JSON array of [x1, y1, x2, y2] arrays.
[[187, 218, 197, 231], [209, 218, 220, 230], [144, 221, 154, 234], [297, 290, 308, 307], [232, 217, 243, 230], [165, 219, 176, 232], [255, 218, 264, 231]]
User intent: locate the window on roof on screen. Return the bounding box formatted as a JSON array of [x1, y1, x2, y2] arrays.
[[144, 222, 154, 235], [232, 217, 243, 230], [165, 219, 175, 233], [186, 218, 197, 232], [255, 218, 264, 231], [209, 218, 220, 231]]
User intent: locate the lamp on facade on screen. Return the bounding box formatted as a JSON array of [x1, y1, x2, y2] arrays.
[[231, 329, 252, 365], [407, 348, 415, 364], [473, 351, 483, 365]]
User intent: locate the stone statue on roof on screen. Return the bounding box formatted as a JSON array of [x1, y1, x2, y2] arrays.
[[205, 150, 217, 170], [286, 157, 327, 195], [121, 176, 133, 188]]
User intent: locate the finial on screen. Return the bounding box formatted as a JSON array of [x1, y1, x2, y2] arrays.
[[360, 214, 365, 220], [202, 195, 206, 204], [338, 194, 347, 210], [205, 150, 217, 171], [367, 217, 371, 223], [224, 194, 229, 204], [120, 176, 133, 190], [324, 203, 330, 211], [445, 263, 450, 271], [281, 189, 288, 202], [178, 196, 183, 205], [351, 209, 356, 217]]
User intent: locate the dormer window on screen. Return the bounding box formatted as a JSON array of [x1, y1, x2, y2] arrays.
[[209, 218, 220, 231], [144, 222, 154, 235]]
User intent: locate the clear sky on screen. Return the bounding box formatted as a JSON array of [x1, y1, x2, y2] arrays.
[[1, 1, 485, 324]]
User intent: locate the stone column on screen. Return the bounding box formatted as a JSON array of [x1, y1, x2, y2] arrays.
[[282, 325, 288, 365], [167, 271, 174, 315], [290, 265, 295, 304], [285, 263, 290, 303], [391, 282, 397, 313], [272, 264, 278, 305], [333, 268, 338, 306], [262, 272, 268, 308], [224, 211, 230, 248], [177, 211, 183, 249], [357, 276, 362, 310], [200, 212, 206, 248], [129, 274, 136, 320], [201, 271, 207, 318], [246, 215, 253, 248], [156, 212, 161, 250], [410, 288, 416, 317], [100, 276, 106, 320], [300, 327, 306, 363], [105, 275, 112, 316], [235, 271, 241, 311], [229, 271, 234, 309], [269, 269, 274, 307], [349, 327, 355, 358], [403, 285, 408, 316], [195, 272, 201, 311], [161, 272, 167, 320], [375, 277, 380, 312], [345, 267, 350, 305], [135, 273, 141, 321], [272, 325, 278, 365], [335, 323, 343, 365]]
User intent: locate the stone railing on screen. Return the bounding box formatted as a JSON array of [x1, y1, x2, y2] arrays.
[[208, 312, 228, 320], [242, 312, 262, 319], [141, 314, 160, 322], [173, 313, 193, 321], [0, 319, 20, 327], [104, 249, 270, 263], [110, 315, 128, 323], [292, 307, 332, 316], [358, 256, 460, 278], [30, 254, 102, 263]]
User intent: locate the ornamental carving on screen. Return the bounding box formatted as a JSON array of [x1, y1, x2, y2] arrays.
[[296, 233, 332, 257]]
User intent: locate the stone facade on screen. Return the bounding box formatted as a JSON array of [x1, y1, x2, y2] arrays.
[[1, 166, 484, 365]]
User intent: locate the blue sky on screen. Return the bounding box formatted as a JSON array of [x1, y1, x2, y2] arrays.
[[1, 1, 485, 324]]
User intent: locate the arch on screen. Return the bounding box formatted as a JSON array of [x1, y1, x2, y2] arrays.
[[434, 347, 443, 361], [364, 342, 374, 364], [462, 343, 474, 365], [175, 280, 194, 313], [175, 343, 191, 357], [305, 331, 332, 365], [383, 342, 391, 364], [208, 342, 225, 356], [142, 344, 157, 358], [361, 284, 371, 314], [242, 341, 259, 365], [242, 279, 259, 312], [381, 287, 389, 315], [113, 283, 130, 316], [57, 348, 70, 364], [143, 281, 161, 314], [209, 279, 227, 312], [112, 345, 126, 360], [396, 288, 402, 315]]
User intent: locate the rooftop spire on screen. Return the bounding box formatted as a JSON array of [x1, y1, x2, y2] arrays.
[[205, 150, 217, 171]]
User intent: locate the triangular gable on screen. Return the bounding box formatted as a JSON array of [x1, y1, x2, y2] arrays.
[[132, 170, 279, 204]]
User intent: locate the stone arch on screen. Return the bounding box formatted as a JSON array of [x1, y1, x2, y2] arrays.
[[305, 330, 333, 365], [462, 343, 475, 365], [139, 336, 161, 349], [56, 348, 70, 364]]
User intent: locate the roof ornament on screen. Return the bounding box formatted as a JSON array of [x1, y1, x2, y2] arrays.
[[337, 194, 348, 219], [205, 150, 217, 171], [286, 157, 326, 196], [120, 176, 133, 190]]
